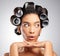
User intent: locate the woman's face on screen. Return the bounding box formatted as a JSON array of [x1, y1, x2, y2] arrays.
[[21, 13, 42, 42]]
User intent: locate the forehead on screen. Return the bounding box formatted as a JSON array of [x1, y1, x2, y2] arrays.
[[22, 13, 40, 23]]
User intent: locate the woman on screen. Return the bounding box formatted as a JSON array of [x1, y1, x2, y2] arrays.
[[9, 2, 57, 56]]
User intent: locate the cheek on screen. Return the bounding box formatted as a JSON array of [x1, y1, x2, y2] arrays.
[[35, 28, 41, 36], [21, 27, 29, 36]]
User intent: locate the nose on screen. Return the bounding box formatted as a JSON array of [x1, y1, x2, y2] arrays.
[[29, 26, 35, 34]]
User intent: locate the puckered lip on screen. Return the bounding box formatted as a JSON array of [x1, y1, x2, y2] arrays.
[[27, 36, 36, 40]]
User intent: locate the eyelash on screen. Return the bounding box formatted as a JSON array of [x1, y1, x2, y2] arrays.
[[23, 23, 40, 28], [23, 23, 29, 27], [35, 24, 40, 28]]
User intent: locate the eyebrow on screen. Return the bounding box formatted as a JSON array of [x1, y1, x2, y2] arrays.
[[22, 22, 29, 24], [22, 21, 40, 24], [34, 21, 40, 23]]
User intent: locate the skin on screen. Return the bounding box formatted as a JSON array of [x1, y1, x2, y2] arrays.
[[9, 13, 57, 56]]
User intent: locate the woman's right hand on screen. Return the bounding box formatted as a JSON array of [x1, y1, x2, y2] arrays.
[[10, 41, 35, 49], [10, 42, 28, 56]]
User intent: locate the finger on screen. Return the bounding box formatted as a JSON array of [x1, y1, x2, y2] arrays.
[[23, 41, 32, 47], [33, 42, 45, 48]]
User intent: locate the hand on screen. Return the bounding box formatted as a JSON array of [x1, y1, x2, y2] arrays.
[[23, 41, 53, 56], [10, 41, 56, 56], [32, 41, 53, 56]]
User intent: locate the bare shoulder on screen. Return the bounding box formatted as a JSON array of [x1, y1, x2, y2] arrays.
[[10, 42, 22, 47], [4, 53, 9, 56], [40, 41, 57, 56], [40, 49, 57, 56], [53, 51, 57, 56], [10, 42, 18, 48]]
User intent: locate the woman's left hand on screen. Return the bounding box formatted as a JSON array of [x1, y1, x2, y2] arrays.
[[25, 41, 57, 56]]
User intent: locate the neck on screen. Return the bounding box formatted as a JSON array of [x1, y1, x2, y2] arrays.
[[24, 39, 38, 42]]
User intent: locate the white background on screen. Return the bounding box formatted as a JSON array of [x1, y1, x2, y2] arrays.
[[0, 0, 60, 56]]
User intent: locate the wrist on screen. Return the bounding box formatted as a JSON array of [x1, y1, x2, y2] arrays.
[[45, 41, 53, 48]]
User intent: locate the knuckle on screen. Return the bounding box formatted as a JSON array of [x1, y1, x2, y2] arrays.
[[45, 41, 52, 45]]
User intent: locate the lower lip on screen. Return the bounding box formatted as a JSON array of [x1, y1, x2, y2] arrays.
[[28, 36, 35, 40]]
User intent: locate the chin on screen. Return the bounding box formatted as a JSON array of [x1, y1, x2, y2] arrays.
[[26, 39, 37, 42]]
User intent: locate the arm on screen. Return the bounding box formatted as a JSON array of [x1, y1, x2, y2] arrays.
[[44, 41, 57, 56], [9, 42, 28, 56], [4, 53, 9, 56], [10, 43, 18, 56], [44, 41, 53, 56], [28, 41, 57, 56], [53, 51, 57, 56]]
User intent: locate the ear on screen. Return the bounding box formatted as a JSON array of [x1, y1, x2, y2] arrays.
[[15, 26, 21, 35], [17, 26, 21, 33], [40, 28, 42, 33], [39, 28, 42, 36]]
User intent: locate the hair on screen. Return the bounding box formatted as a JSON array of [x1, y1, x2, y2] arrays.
[[10, 2, 49, 35]]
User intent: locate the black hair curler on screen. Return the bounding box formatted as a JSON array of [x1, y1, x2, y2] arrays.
[[40, 13, 48, 20], [14, 7, 23, 17], [10, 15, 20, 26], [15, 28, 21, 35], [23, 2, 35, 10], [35, 5, 42, 15], [40, 7, 49, 28], [42, 19, 49, 27]]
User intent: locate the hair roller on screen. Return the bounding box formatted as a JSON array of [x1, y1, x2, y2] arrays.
[[42, 8, 48, 15], [40, 8, 48, 20], [23, 2, 35, 10], [10, 15, 20, 26], [35, 5, 42, 15], [14, 7, 23, 17], [40, 8, 49, 28], [42, 19, 49, 27], [40, 13, 48, 20], [15, 28, 21, 35]]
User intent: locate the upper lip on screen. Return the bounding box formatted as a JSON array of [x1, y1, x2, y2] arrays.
[[28, 36, 35, 38]]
